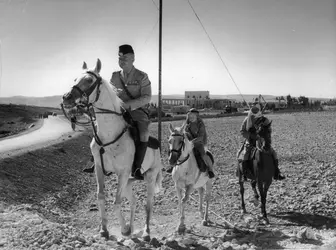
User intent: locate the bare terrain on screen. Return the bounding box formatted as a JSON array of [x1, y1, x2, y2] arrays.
[[0, 104, 62, 140], [1, 110, 336, 249]]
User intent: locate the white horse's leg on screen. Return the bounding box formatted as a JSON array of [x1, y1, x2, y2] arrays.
[[202, 180, 212, 226], [114, 174, 128, 236], [178, 185, 192, 234], [95, 163, 109, 239], [121, 179, 136, 237], [142, 170, 157, 242], [198, 187, 204, 219], [175, 185, 184, 234]]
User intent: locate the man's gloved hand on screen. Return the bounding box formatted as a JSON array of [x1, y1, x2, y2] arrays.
[[120, 101, 134, 112], [248, 126, 256, 133], [249, 132, 259, 141]]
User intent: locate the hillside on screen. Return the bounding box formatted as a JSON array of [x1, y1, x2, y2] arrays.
[[0, 94, 332, 108], [0, 104, 61, 139]]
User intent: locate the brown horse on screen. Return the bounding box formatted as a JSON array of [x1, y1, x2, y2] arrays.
[[237, 118, 275, 223]]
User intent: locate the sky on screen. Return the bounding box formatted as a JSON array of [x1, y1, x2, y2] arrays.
[[0, 0, 335, 98]]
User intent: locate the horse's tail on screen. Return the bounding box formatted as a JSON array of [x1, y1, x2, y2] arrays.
[[154, 149, 163, 194]]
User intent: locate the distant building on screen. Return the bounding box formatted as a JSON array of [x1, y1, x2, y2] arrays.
[[162, 90, 237, 110], [162, 99, 185, 106], [185, 91, 209, 108]]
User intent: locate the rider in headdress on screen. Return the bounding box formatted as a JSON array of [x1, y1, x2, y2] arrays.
[[238, 101, 285, 180]]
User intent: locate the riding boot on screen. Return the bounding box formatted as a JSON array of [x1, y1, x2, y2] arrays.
[[193, 149, 207, 172], [131, 141, 148, 181], [203, 155, 215, 179], [83, 155, 95, 173], [273, 159, 286, 180]]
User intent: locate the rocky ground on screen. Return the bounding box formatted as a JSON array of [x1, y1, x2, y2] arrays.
[[1, 111, 336, 249]]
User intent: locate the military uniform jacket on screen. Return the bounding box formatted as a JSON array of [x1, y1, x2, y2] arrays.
[[185, 118, 208, 145], [110, 66, 152, 111]]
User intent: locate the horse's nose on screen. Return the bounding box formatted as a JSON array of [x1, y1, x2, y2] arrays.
[[168, 152, 177, 165]]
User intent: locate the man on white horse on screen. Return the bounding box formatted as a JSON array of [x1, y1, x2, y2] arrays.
[[83, 44, 152, 180], [238, 102, 285, 180], [167, 108, 215, 178]]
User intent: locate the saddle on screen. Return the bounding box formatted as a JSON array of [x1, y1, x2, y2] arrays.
[[122, 109, 160, 149], [237, 143, 258, 163]]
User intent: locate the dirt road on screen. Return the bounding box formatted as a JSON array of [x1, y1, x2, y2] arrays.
[[0, 116, 74, 153]]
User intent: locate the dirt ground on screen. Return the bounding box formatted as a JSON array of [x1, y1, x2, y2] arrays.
[[1, 111, 336, 250]]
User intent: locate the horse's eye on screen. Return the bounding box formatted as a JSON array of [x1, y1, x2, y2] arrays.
[[74, 78, 77, 82]]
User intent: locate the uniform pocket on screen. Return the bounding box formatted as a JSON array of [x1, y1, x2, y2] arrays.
[[126, 84, 140, 97]]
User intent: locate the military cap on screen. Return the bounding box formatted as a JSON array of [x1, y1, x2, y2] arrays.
[[119, 44, 134, 56]]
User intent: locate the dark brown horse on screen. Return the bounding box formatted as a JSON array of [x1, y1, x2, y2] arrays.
[[237, 117, 275, 223]]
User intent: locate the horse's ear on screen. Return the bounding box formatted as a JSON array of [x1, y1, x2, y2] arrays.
[[181, 123, 186, 131], [82, 61, 88, 70], [95, 58, 102, 73], [169, 123, 174, 133]]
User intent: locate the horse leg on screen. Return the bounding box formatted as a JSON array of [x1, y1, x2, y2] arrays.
[[121, 179, 135, 237], [262, 181, 272, 224], [198, 187, 204, 219], [251, 180, 259, 200], [178, 185, 193, 234], [202, 180, 212, 226], [142, 171, 157, 242], [238, 169, 247, 214], [95, 164, 109, 239], [114, 174, 128, 236], [176, 186, 185, 234], [257, 181, 269, 224], [251, 180, 260, 207]]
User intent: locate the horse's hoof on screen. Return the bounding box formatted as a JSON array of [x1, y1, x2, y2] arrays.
[[263, 218, 270, 224], [241, 209, 247, 214], [177, 225, 186, 235], [121, 224, 132, 237], [202, 220, 208, 226], [252, 200, 259, 207], [100, 230, 109, 239], [142, 234, 151, 242]]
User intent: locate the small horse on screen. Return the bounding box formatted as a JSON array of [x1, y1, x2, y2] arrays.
[[168, 123, 214, 234], [236, 118, 274, 223], [62, 59, 163, 241]]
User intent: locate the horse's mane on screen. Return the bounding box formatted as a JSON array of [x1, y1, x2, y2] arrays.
[[100, 77, 122, 111]]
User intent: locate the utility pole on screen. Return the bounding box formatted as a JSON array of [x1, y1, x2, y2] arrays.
[[158, 0, 163, 149]]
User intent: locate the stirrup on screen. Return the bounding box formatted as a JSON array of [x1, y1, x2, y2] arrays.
[[166, 167, 174, 173], [274, 174, 286, 180], [131, 169, 144, 181], [83, 165, 95, 173], [208, 170, 215, 179]]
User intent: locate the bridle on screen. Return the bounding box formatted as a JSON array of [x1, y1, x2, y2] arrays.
[[62, 70, 129, 176], [168, 132, 190, 165]]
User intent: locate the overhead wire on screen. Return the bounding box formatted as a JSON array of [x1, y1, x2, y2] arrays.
[[151, 0, 159, 10], [187, 0, 250, 108]]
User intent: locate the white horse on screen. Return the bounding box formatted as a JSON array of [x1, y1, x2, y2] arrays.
[[62, 59, 163, 241], [167, 123, 215, 234]]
